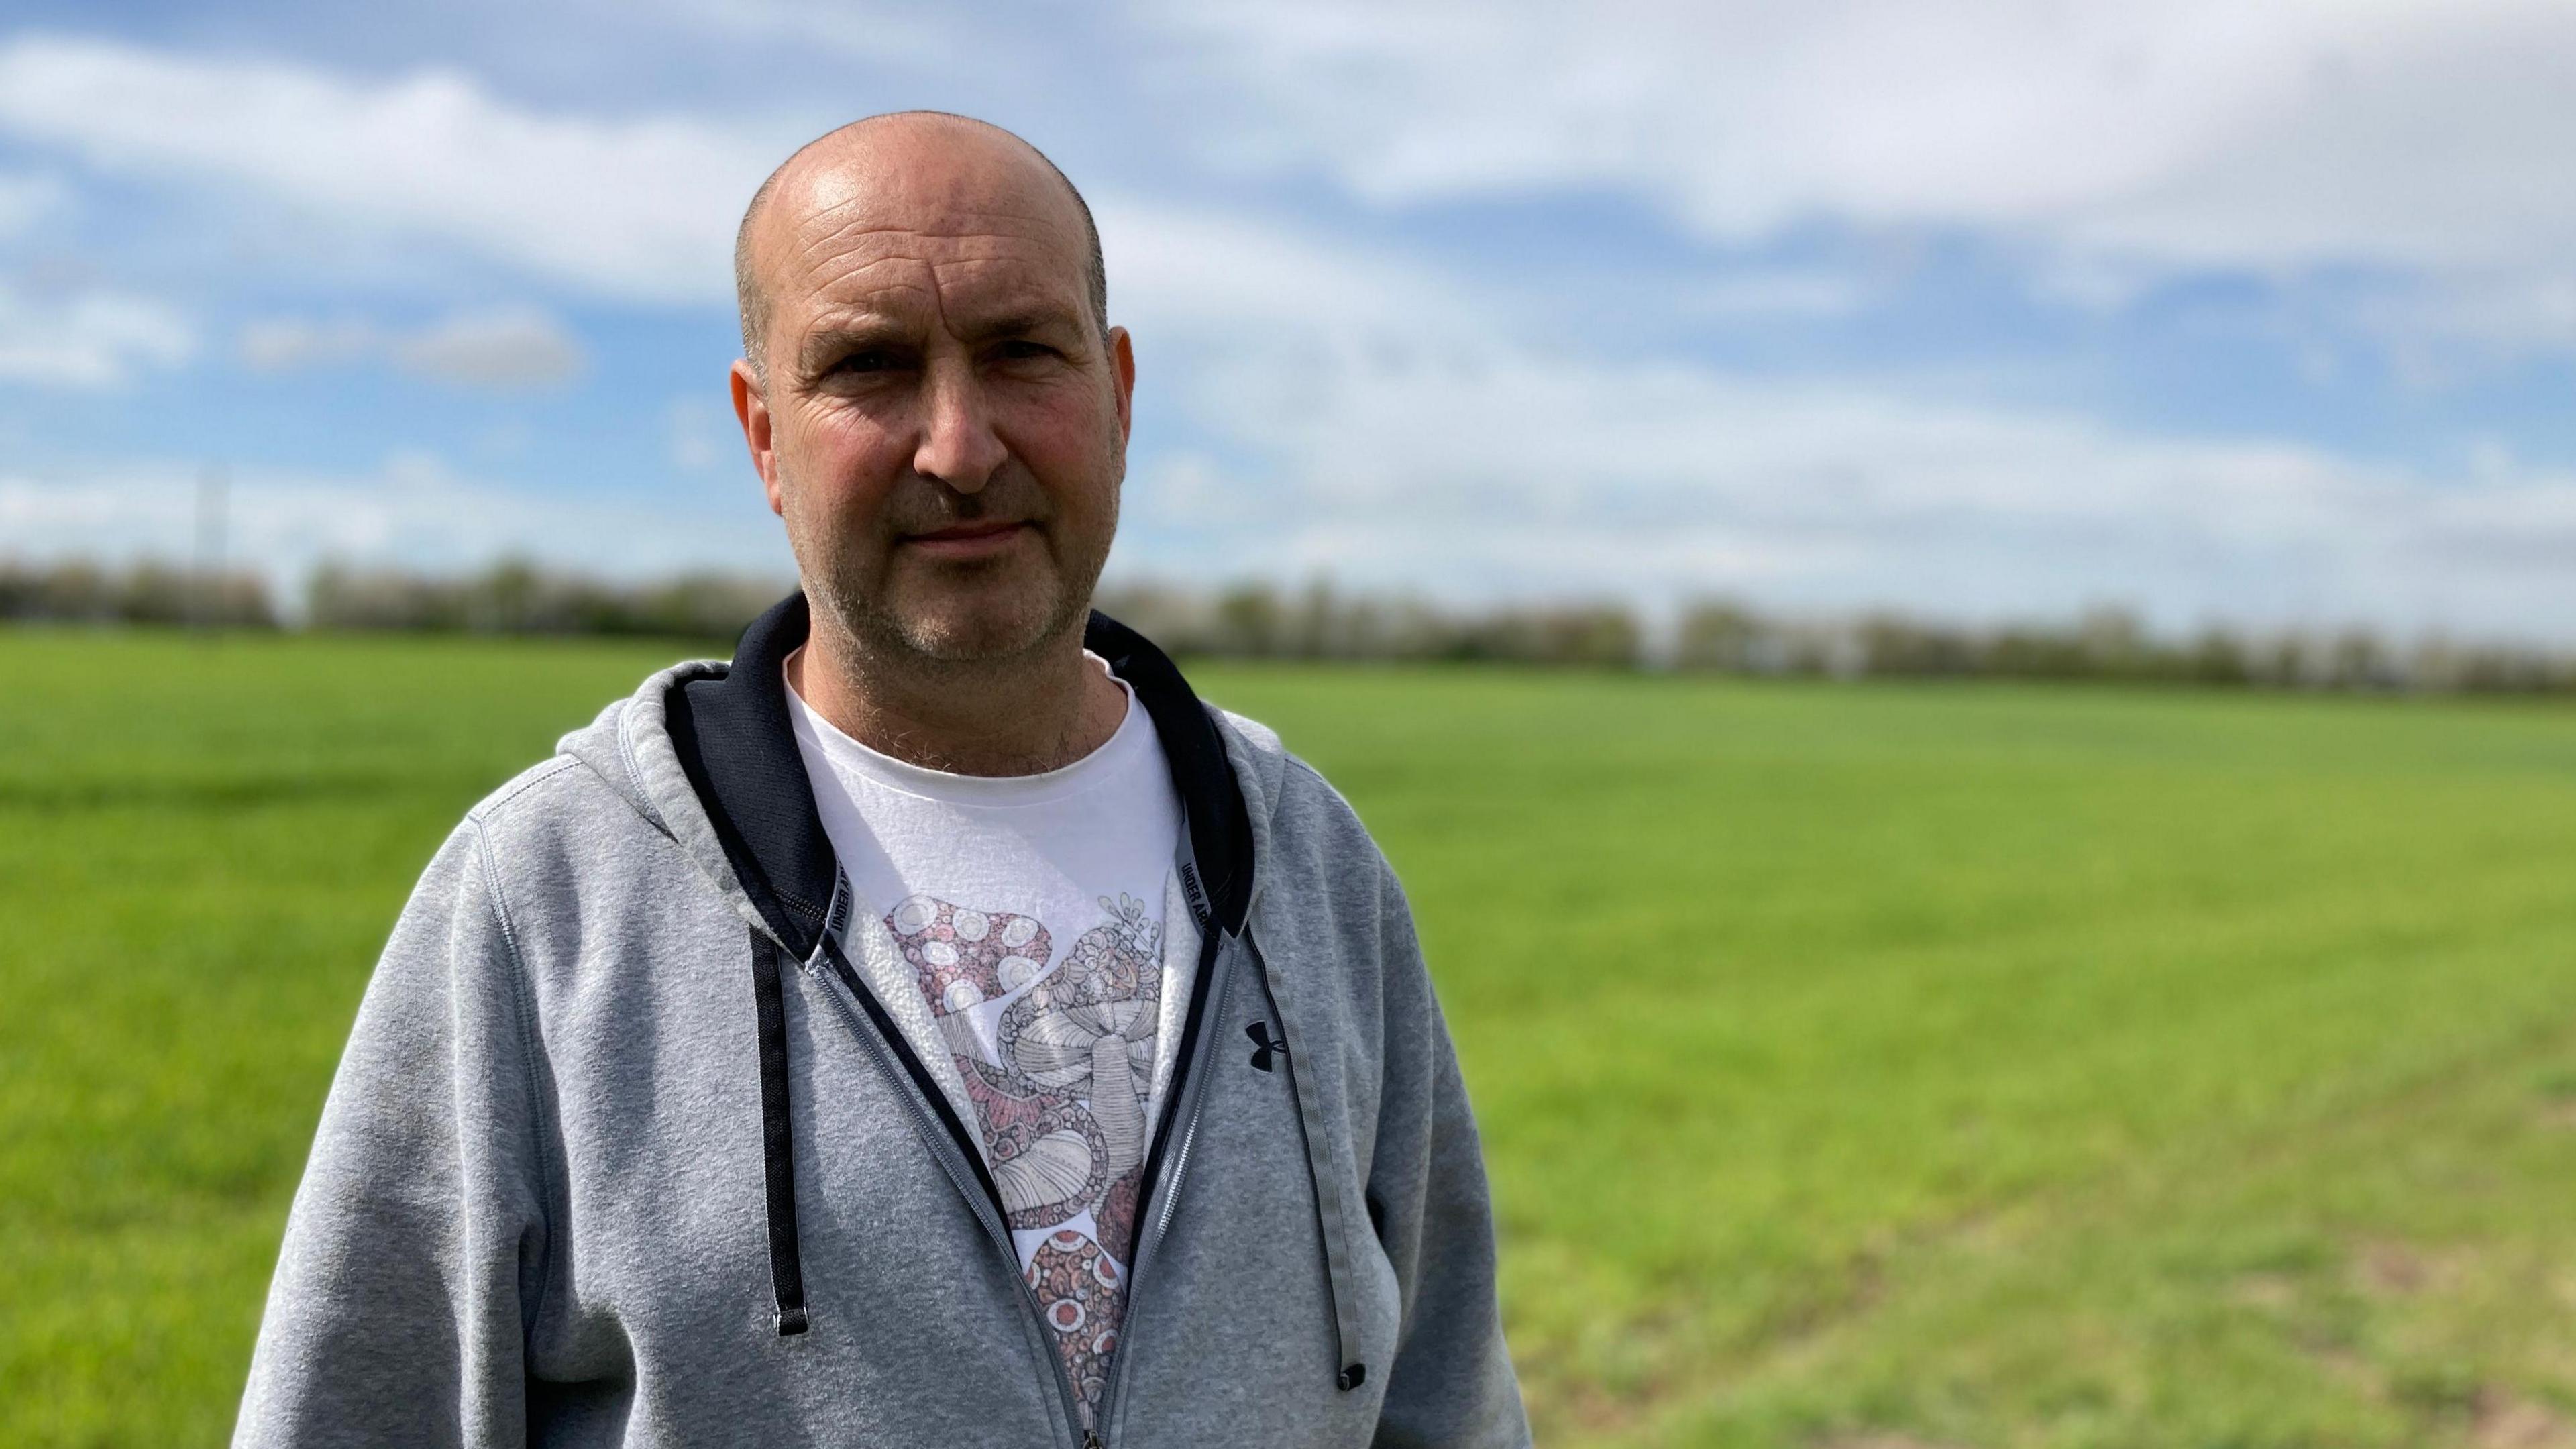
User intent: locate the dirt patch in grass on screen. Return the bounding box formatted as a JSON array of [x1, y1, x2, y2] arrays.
[[2351, 1238, 2472, 1299], [2231, 1269, 2302, 1310], [1523, 1249, 1903, 1443], [2473, 1390, 2576, 1449], [1515, 1303, 1700, 1443]]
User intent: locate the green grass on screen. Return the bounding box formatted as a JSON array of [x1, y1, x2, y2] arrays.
[[7, 629, 2576, 1448]]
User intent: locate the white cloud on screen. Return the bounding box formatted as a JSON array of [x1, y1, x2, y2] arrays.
[[9, 11, 2575, 325], [5, 16, 2571, 643], [1101, 219, 2576, 641], [1140, 0, 2576, 282], [1097, 195, 1471, 341], [239, 307, 586, 386], [0, 170, 66, 237], [1130, 355, 2576, 642], [0, 452, 792, 596], [651, 0, 976, 68], [1679, 270, 1874, 321], [0, 35, 774, 303], [396, 309, 587, 386], [239, 317, 376, 372], [2355, 272, 2576, 374], [0, 283, 193, 386]]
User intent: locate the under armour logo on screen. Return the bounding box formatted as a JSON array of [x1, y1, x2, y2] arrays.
[[1246, 1020, 1287, 1072]]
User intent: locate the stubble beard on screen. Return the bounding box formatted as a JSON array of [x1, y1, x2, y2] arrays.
[[790, 474, 1118, 682]]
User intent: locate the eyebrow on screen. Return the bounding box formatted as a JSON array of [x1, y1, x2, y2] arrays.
[[792, 297, 1088, 377], [957, 305, 1085, 345], [970, 311, 1049, 337], [794, 319, 910, 377]]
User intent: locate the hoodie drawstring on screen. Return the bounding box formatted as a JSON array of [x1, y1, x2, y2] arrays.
[[1244, 933, 1366, 1392], [748, 922, 1360, 1391], [749, 927, 811, 1335]]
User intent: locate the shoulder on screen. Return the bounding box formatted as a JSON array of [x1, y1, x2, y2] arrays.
[[461, 750, 625, 860], [1210, 704, 1407, 944], [1213, 704, 1383, 857], [420, 682, 736, 996], [447, 689, 686, 914], [1209, 705, 1344, 814], [1210, 706, 1441, 1141], [466, 754, 592, 831]]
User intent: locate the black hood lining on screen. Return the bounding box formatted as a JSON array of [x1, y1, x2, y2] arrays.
[[669, 592, 1251, 957], [666, 590, 1255, 1341]]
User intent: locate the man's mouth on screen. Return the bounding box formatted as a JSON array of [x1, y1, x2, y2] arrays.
[[900, 519, 1034, 560]]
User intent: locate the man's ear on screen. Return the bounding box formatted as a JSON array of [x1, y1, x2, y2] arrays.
[[729, 358, 784, 517], [1108, 325, 1136, 445]]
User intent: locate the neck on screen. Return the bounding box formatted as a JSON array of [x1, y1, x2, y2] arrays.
[[786, 609, 1128, 777]]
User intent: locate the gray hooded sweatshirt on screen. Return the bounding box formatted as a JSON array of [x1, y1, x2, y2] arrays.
[[233, 596, 1531, 1448]]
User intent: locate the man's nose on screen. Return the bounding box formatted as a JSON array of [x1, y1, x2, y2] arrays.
[[912, 358, 1008, 494]]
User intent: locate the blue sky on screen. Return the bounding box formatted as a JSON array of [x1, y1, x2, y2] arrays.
[[5, 1, 2576, 641]]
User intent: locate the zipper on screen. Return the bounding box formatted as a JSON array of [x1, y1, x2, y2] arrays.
[[790, 869, 1243, 1448], [1093, 930, 1244, 1445], [797, 945, 1094, 1448]]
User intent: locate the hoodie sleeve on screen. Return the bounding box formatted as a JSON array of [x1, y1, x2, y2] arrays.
[[1364, 857, 1534, 1449], [234, 818, 553, 1448]]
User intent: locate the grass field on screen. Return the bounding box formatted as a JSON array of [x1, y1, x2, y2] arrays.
[[7, 628, 2576, 1448]]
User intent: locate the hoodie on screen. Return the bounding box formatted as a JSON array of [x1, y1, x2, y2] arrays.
[[232, 594, 1532, 1449]]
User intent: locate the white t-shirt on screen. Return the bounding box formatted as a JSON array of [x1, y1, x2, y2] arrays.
[[784, 652, 1193, 1425]]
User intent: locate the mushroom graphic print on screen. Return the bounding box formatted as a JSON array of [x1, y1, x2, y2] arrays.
[[885, 891, 1165, 1425]]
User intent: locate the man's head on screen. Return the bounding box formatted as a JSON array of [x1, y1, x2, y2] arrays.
[[729, 111, 1132, 669]]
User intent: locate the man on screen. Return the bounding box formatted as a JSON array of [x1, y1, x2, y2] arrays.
[[234, 112, 1530, 1448]]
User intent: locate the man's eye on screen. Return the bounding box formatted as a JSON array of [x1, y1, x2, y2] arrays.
[[996, 339, 1053, 362], [834, 350, 903, 375]]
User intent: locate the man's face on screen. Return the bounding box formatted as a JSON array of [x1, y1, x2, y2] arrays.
[[733, 131, 1134, 667]]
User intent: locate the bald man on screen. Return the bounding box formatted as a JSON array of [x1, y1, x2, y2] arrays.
[[233, 114, 1532, 1449]]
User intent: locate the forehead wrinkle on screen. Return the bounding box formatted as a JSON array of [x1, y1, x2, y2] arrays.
[[793, 264, 1078, 352], [924, 256, 1079, 311], [790, 248, 937, 299], [792, 223, 1058, 274], [765, 182, 1083, 304], [789, 156, 1076, 224], [785, 194, 1066, 239], [787, 237, 1077, 329], [735, 115, 1108, 371], [784, 216, 1075, 284], [774, 161, 1077, 241], [765, 162, 1090, 367], [791, 258, 971, 372]]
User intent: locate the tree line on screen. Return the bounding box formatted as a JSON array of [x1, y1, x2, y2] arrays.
[[0, 557, 276, 627], [0, 557, 783, 641], [1100, 582, 2576, 692], [5, 557, 2572, 694]]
